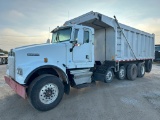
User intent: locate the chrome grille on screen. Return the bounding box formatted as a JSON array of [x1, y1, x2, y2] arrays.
[[8, 56, 15, 79]]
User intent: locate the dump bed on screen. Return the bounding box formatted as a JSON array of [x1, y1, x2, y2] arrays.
[[65, 11, 155, 62]]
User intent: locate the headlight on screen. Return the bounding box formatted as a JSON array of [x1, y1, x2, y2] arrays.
[[17, 68, 23, 75]]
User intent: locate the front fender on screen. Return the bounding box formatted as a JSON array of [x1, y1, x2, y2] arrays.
[[15, 61, 67, 84]]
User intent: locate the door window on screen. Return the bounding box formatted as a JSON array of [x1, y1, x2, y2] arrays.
[[84, 31, 89, 43], [74, 29, 79, 41]]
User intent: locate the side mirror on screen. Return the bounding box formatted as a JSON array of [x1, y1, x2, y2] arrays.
[[77, 29, 83, 44], [46, 39, 50, 43]]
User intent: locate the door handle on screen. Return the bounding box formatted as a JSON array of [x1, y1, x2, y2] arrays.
[[86, 55, 89, 59]]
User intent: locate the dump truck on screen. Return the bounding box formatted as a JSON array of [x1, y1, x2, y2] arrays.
[[154, 44, 160, 61], [4, 11, 154, 111], [0, 52, 8, 64]]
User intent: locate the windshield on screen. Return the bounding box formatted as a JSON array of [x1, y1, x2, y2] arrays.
[[52, 27, 72, 43]]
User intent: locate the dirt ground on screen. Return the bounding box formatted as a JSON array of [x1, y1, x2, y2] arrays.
[[1, 64, 160, 120]]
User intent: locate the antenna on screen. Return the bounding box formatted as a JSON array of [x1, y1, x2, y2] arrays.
[[68, 11, 69, 20]]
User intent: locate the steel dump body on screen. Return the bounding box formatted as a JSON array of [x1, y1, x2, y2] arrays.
[[65, 11, 155, 62]]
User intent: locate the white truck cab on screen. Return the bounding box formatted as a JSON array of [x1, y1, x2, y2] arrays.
[[5, 24, 95, 111], [5, 11, 154, 111], [7, 25, 94, 84]]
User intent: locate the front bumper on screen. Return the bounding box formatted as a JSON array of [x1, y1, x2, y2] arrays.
[[4, 76, 27, 99]]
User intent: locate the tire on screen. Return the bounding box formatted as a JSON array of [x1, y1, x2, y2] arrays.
[[127, 64, 137, 80], [115, 66, 126, 80], [145, 60, 152, 72], [0, 58, 2, 64], [28, 74, 64, 111], [137, 63, 145, 78], [104, 68, 114, 83], [2, 58, 5, 64], [5, 58, 8, 64]]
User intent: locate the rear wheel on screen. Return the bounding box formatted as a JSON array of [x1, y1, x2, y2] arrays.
[[28, 74, 64, 111], [115, 66, 126, 80], [104, 68, 114, 83], [145, 60, 152, 72], [137, 63, 145, 77], [127, 64, 137, 80]]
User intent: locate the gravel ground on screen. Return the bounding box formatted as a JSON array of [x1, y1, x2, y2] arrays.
[[0, 64, 160, 120]]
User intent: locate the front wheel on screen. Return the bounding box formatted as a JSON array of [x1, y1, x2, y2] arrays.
[[5, 58, 8, 64], [2, 58, 5, 64], [28, 74, 64, 111]]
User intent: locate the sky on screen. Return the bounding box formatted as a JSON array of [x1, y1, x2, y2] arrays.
[[0, 0, 160, 51]]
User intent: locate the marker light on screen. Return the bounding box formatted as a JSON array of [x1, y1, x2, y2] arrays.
[[44, 58, 48, 63]]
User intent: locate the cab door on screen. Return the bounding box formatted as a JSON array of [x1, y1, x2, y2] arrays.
[[72, 28, 93, 63]]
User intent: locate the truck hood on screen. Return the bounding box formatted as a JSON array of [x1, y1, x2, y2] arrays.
[[10, 42, 68, 85], [13, 42, 68, 67], [13, 43, 67, 55], [13, 43, 52, 52]]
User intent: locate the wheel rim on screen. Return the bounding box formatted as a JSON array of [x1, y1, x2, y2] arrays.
[[106, 71, 112, 81], [39, 83, 59, 104], [141, 65, 145, 75], [2, 59, 5, 64], [119, 68, 125, 78]]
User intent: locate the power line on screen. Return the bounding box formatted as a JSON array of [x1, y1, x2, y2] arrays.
[[0, 35, 49, 37]]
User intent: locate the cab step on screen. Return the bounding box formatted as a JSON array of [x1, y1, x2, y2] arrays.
[[73, 82, 96, 89], [70, 69, 93, 85]]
